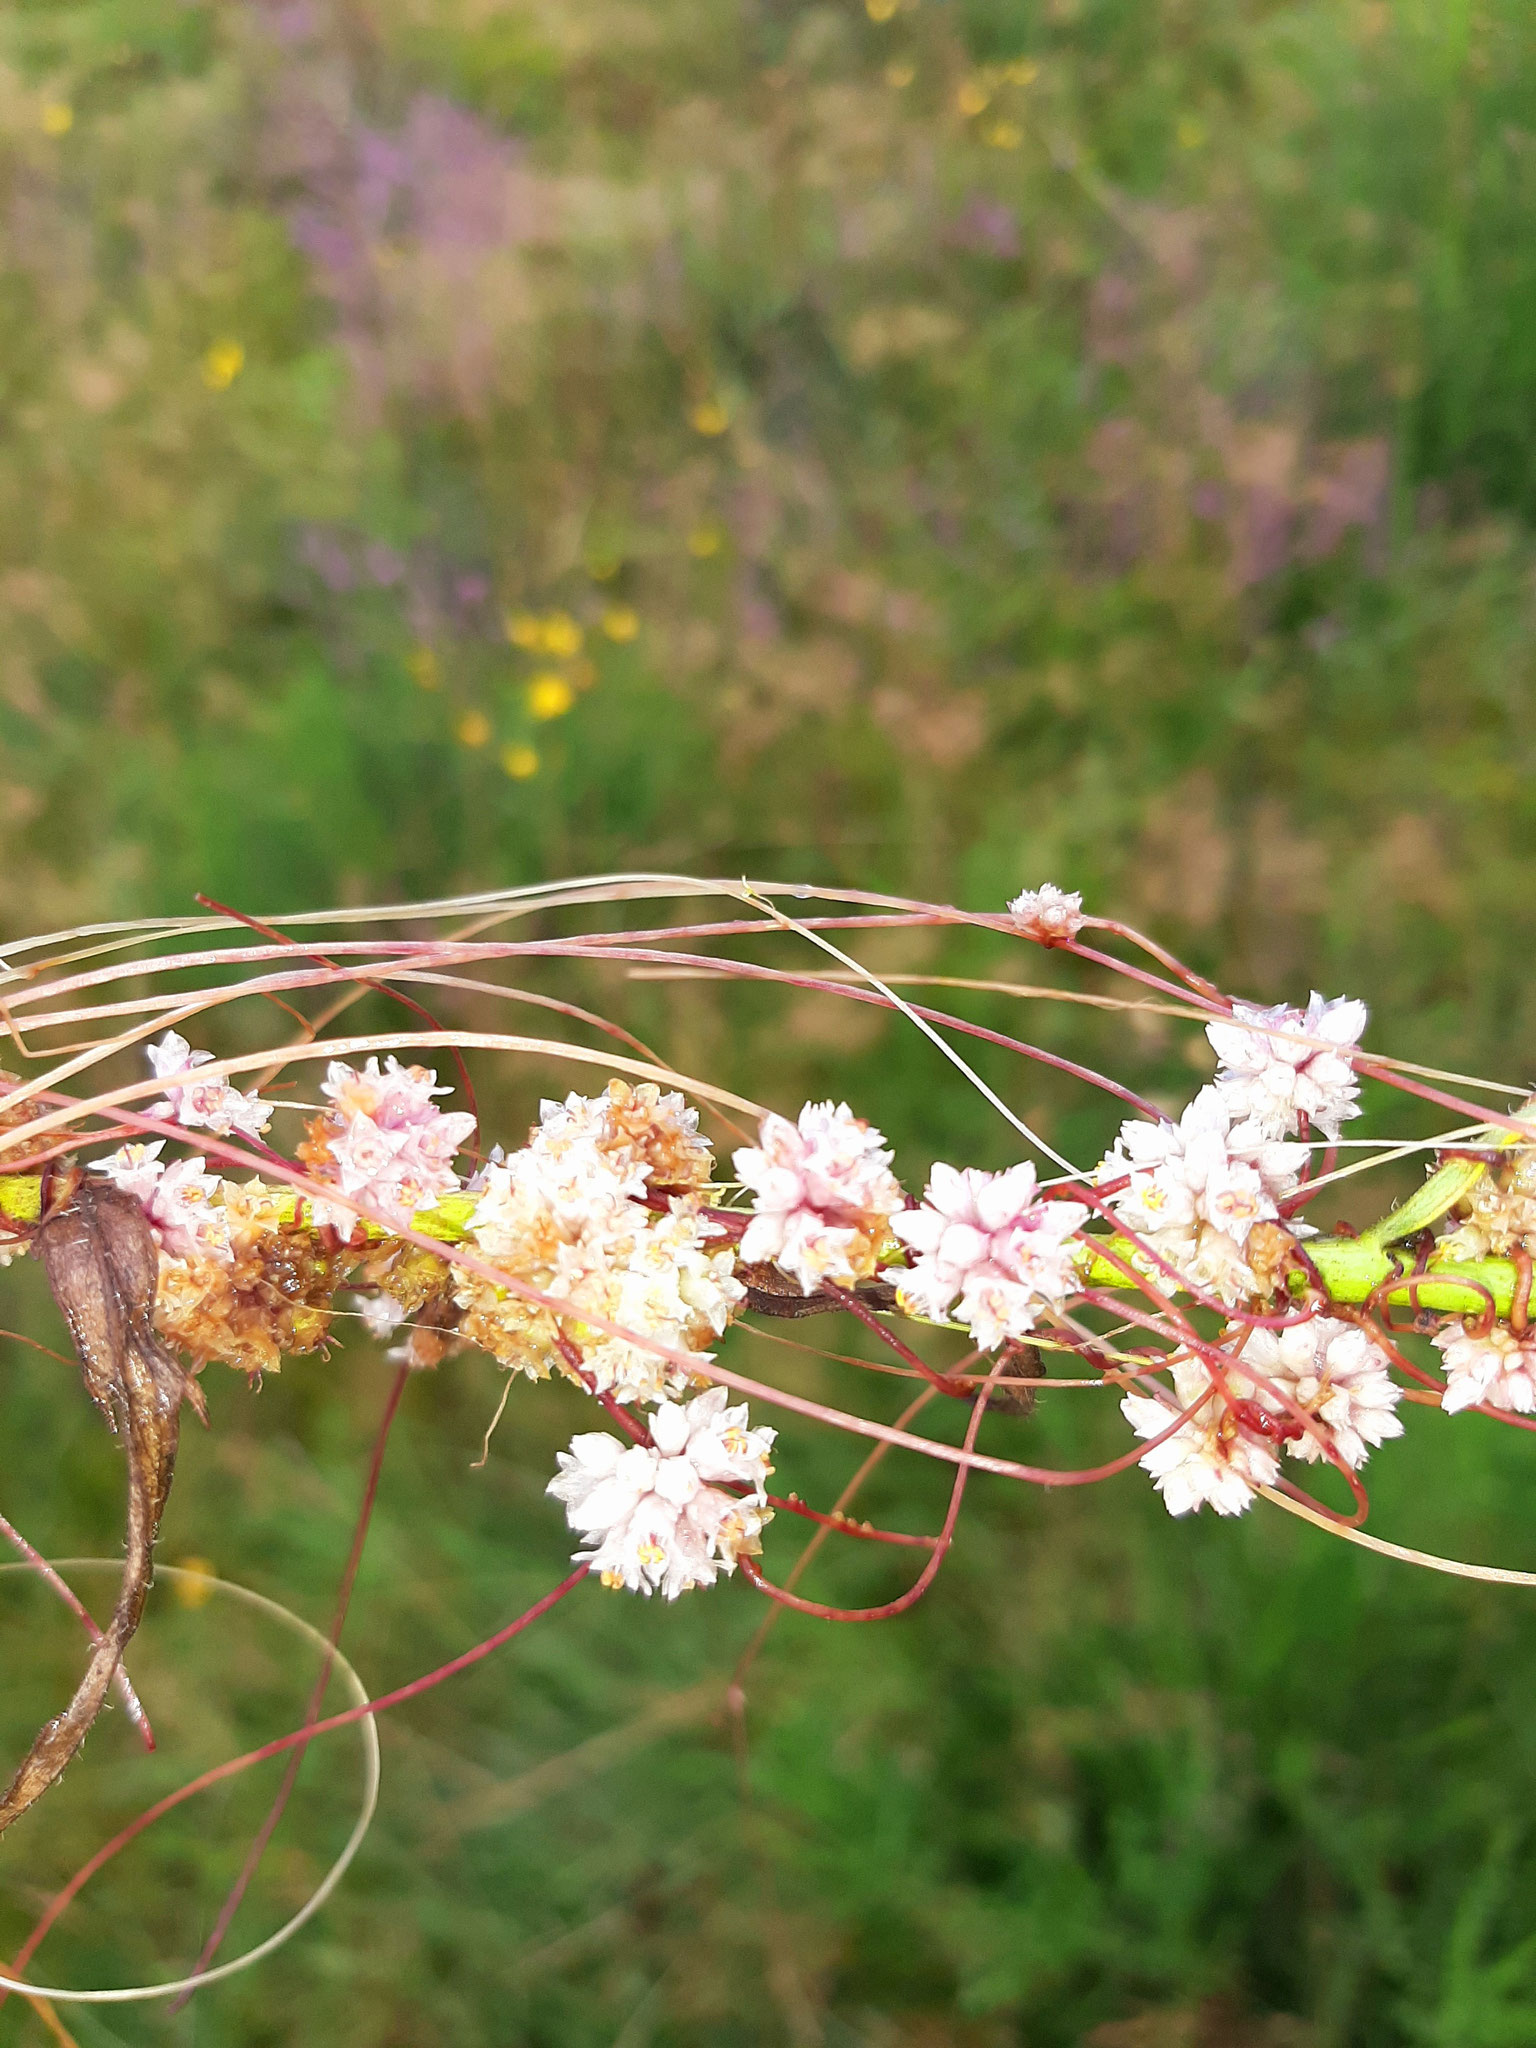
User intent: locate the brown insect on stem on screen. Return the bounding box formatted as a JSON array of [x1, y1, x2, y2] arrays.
[[738, 1261, 900, 1320], [972, 1341, 1043, 1417], [0, 1179, 202, 1837]]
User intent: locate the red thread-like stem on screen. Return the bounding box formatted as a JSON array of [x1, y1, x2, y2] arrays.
[[167, 1363, 412, 2007], [0, 1566, 591, 2006]]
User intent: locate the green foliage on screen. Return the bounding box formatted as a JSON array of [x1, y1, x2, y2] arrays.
[[3, 0, 1536, 2040]]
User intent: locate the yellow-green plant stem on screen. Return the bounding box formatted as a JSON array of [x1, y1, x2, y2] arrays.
[[0, 1175, 1515, 1319], [1072, 1147, 1532, 1318], [0, 1175, 477, 1243], [1302, 1239, 1513, 1317], [1356, 1155, 1488, 1247], [1074, 1235, 1515, 1318]]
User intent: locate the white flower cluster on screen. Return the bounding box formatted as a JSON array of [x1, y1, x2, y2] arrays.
[[892, 1162, 1088, 1348], [1243, 1317, 1405, 1468], [734, 1101, 905, 1292], [1008, 883, 1085, 945], [547, 1388, 775, 1598], [1433, 1322, 1536, 1416], [93, 1140, 231, 1262], [307, 1057, 477, 1231], [456, 1085, 781, 1599], [1205, 992, 1368, 1141], [1122, 1354, 1280, 1517], [1122, 1316, 1402, 1516], [1095, 987, 1366, 1306], [462, 1082, 743, 1407], [147, 1030, 272, 1140], [1097, 1086, 1307, 1303]]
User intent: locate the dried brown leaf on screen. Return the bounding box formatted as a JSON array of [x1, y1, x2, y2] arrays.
[[0, 1180, 200, 1836]]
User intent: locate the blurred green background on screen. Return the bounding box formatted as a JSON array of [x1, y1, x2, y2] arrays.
[[4, 0, 1536, 2041]]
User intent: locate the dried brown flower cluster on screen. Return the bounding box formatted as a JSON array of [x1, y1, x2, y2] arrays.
[[153, 1182, 356, 1378]]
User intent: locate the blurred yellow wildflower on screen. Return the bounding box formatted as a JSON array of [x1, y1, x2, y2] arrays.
[[172, 1557, 218, 1610], [40, 102, 73, 136], [407, 645, 441, 691], [456, 709, 492, 747], [865, 0, 899, 19], [201, 340, 245, 391], [602, 605, 640, 643], [956, 80, 990, 117], [527, 674, 576, 721], [506, 610, 583, 654], [1177, 116, 1207, 149], [884, 60, 916, 88], [541, 611, 583, 656], [1003, 59, 1039, 85], [501, 743, 540, 780], [687, 525, 723, 558], [985, 120, 1023, 149], [690, 399, 730, 435]]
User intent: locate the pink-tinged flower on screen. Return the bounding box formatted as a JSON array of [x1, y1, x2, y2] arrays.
[[1434, 1322, 1536, 1415], [303, 1057, 476, 1229], [547, 1387, 776, 1598], [320, 1055, 464, 1133], [892, 1162, 1088, 1347], [92, 1141, 231, 1262], [1007, 883, 1085, 945], [1097, 1087, 1306, 1302], [1121, 1356, 1280, 1516], [734, 1102, 905, 1291], [1237, 1317, 1403, 1468], [1206, 991, 1368, 1140], [92, 1140, 169, 1205], [147, 1031, 271, 1139]]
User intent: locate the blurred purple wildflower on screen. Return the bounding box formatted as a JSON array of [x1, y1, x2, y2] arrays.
[[949, 197, 1021, 260]]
